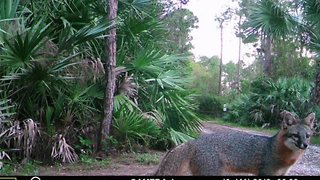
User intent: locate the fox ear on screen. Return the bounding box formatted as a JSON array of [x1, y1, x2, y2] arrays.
[[304, 113, 315, 128], [280, 110, 297, 129]]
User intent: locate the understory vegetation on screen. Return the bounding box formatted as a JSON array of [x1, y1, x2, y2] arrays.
[[2, 0, 320, 175], [0, 0, 201, 171]]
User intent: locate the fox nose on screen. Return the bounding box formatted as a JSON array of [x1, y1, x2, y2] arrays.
[[300, 143, 308, 149]]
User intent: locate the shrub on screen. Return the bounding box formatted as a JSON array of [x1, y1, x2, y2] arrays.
[[225, 77, 313, 127], [196, 95, 223, 117], [112, 110, 161, 150]]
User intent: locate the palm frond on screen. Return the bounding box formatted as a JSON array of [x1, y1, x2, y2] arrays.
[[303, 0, 320, 28], [113, 109, 160, 147], [114, 94, 139, 112], [58, 19, 112, 52], [51, 134, 79, 163], [117, 73, 138, 98], [0, 0, 20, 37], [0, 99, 15, 119], [0, 118, 39, 160], [119, 0, 153, 18], [244, 0, 296, 39], [0, 18, 52, 69], [0, 0, 20, 20], [169, 128, 194, 146]]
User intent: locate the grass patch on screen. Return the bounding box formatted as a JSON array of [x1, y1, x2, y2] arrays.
[[39, 155, 111, 175], [0, 160, 41, 176], [311, 136, 320, 146], [0, 162, 15, 176], [79, 154, 110, 167], [134, 153, 160, 165]]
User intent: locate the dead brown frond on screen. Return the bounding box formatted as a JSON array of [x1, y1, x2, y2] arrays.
[[0, 119, 39, 162], [117, 72, 138, 99], [0, 121, 18, 146], [142, 110, 165, 127], [22, 119, 39, 159], [0, 151, 11, 161], [79, 58, 105, 83], [51, 134, 79, 163], [115, 66, 127, 77], [38, 39, 59, 57], [0, 151, 11, 170]]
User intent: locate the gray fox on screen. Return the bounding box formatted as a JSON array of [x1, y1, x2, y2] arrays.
[[155, 110, 315, 176]]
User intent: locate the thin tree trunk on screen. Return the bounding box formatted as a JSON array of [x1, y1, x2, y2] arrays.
[[312, 69, 320, 105], [265, 35, 272, 76], [97, 0, 118, 152], [312, 68, 320, 136], [261, 34, 272, 76], [219, 25, 223, 96], [237, 15, 242, 95]]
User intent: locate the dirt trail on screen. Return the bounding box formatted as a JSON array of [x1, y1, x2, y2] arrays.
[[38, 122, 320, 176]]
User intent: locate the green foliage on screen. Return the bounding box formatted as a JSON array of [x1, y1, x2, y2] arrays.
[[189, 56, 220, 96], [161, 8, 199, 54], [57, 20, 111, 53], [134, 152, 160, 165], [0, 161, 14, 176], [120, 48, 201, 148], [168, 128, 194, 146], [225, 77, 313, 126], [0, 96, 15, 120], [1, 19, 52, 69], [311, 136, 320, 146], [75, 136, 94, 155], [0, 160, 41, 176], [112, 109, 160, 149], [1, 56, 78, 123], [0, 0, 21, 43], [272, 41, 316, 81], [79, 154, 96, 165], [0, 0, 203, 163], [243, 0, 296, 40], [79, 154, 110, 166], [19, 160, 41, 175], [190, 56, 234, 117], [196, 95, 223, 117]]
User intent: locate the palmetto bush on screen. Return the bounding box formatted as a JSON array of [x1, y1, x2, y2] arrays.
[[0, 95, 41, 168], [225, 77, 313, 127], [112, 108, 160, 149], [1, 0, 202, 163], [119, 48, 201, 148], [0, 0, 109, 163], [196, 95, 223, 117], [110, 50, 201, 149]]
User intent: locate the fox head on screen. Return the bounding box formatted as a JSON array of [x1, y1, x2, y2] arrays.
[[279, 110, 315, 150]]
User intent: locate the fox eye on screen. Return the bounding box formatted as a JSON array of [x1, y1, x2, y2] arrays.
[[306, 134, 310, 138], [291, 134, 299, 138]]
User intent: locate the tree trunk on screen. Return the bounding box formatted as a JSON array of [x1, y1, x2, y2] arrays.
[[312, 68, 320, 136], [218, 25, 223, 96], [312, 69, 320, 105], [265, 35, 272, 76], [237, 15, 242, 94], [261, 34, 272, 76], [97, 0, 118, 152]]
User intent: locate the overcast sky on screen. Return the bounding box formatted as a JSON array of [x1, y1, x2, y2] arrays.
[[185, 0, 255, 65]]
